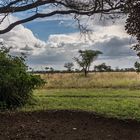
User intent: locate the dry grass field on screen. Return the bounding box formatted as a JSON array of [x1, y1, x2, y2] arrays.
[[40, 72, 140, 89]]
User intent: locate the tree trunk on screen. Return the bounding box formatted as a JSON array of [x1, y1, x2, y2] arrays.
[[84, 69, 87, 77]]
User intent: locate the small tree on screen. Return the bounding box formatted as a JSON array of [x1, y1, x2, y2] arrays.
[[134, 61, 140, 74], [74, 50, 102, 77], [94, 63, 112, 72], [45, 66, 50, 72], [64, 62, 74, 72], [0, 45, 45, 109], [49, 67, 54, 73]]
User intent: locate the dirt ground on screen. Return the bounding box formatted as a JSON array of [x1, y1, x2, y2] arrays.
[[0, 110, 140, 140]]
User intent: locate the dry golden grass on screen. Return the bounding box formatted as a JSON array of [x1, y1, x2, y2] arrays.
[[40, 72, 140, 89]]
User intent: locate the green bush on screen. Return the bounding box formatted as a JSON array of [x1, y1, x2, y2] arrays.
[[0, 46, 45, 109]]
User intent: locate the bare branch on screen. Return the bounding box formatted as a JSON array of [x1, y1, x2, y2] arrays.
[[0, 0, 136, 34]]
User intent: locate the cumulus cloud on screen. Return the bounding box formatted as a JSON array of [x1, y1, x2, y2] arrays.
[[0, 15, 138, 70], [28, 18, 138, 70], [0, 15, 46, 55]]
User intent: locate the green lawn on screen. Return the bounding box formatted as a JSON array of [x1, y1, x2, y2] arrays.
[[21, 88, 140, 120]]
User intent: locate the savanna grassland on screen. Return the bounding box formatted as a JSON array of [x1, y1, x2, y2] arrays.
[[21, 72, 140, 120], [41, 72, 140, 89]]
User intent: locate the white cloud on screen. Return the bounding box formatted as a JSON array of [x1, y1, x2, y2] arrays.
[[0, 15, 46, 55]]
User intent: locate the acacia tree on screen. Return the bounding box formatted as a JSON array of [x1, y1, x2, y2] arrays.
[[64, 62, 74, 72], [94, 63, 112, 72], [74, 50, 102, 77]]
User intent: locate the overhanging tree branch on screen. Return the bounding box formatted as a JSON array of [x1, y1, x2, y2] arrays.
[[0, 0, 139, 46], [0, 0, 56, 13], [0, 6, 123, 34]]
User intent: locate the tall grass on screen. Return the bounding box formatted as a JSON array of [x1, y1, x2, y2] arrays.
[[40, 72, 140, 89]]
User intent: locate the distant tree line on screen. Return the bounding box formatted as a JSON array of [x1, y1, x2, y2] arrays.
[[32, 66, 136, 74], [29, 50, 135, 75], [29, 49, 140, 76]]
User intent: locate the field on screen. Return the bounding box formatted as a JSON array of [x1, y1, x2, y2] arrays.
[[20, 72, 140, 120], [21, 88, 140, 120], [41, 72, 140, 89], [1, 72, 140, 140]]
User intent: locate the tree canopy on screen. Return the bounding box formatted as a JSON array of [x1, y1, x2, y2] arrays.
[[74, 49, 102, 76], [125, 1, 140, 57]]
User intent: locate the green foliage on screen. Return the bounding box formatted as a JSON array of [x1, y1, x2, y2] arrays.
[[125, 2, 140, 58], [0, 46, 45, 109], [134, 61, 140, 74], [74, 50, 102, 76], [94, 63, 112, 72]]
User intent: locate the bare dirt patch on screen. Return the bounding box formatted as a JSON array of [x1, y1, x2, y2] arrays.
[[0, 110, 140, 140]]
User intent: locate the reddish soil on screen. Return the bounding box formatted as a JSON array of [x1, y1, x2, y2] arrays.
[[0, 110, 140, 140]]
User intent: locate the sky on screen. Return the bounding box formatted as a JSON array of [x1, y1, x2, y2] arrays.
[[0, 14, 139, 70]]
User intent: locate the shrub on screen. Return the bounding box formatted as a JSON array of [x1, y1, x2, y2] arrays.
[[0, 46, 45, 109], [134, 61, 140, 74]]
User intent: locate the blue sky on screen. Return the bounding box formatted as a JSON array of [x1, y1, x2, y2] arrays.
[[24, 20, 78, 41]]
